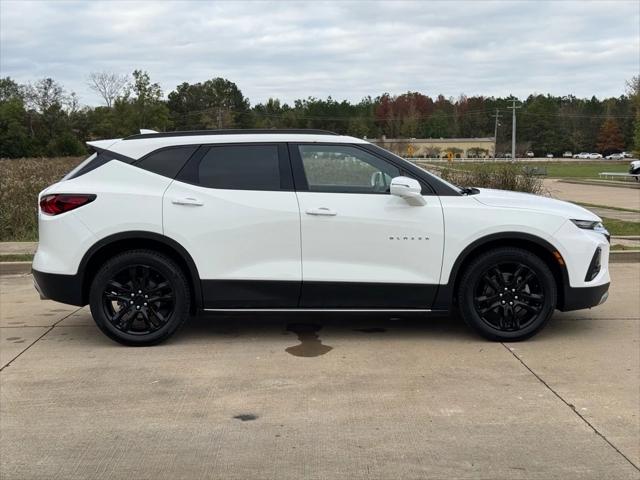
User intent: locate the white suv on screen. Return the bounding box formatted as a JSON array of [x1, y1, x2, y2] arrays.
[[33, 130, 611, 345]]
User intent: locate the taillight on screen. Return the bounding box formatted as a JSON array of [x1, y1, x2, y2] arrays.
[[39, 194, 96, 216]]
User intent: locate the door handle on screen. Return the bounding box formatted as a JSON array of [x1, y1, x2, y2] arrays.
[[171, 197, 204, 206], [305, 207, 337, 216]]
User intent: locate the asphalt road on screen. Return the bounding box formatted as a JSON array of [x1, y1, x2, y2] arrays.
[[1, 266, 639, 480]]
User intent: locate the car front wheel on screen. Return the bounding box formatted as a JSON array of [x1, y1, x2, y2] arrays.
[[89, 250, 191, 346], [458, 247, 557, 341]]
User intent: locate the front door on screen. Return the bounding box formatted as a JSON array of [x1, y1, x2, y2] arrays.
[[291, 143, 444, 308]]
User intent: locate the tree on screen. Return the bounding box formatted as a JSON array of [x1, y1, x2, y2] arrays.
[[167, 78, 250, 130], [627, 76, 640, 155], [596, 118, 625, 154], [87, 71, 128, 108]]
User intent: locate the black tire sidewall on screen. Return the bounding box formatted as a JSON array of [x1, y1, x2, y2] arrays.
[[459, 248, 557, 341], [89, 250, 190, 346]]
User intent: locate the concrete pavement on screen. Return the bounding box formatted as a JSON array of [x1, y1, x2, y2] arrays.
[[1, 266, 639, 479], [544, 179, 640, 211]]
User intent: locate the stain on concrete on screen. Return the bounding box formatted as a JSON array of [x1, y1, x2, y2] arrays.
[[355, 327, 387, 333], [6, 337, 21, 341], [285, 323, 333, 357], [233, 414, 257, 421]]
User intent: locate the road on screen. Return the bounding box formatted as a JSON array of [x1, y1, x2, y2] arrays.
[[1, 267, 639, 480]]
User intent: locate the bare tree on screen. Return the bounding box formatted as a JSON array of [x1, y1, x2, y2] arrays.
[[87, 71, 128, 108]]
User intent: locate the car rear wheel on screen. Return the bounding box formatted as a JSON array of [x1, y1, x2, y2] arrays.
[[458, 248, 557, 341], [89, 250, 190, 346]]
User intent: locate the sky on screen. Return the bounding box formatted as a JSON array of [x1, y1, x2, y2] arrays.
[[1, 0, 638, 107]]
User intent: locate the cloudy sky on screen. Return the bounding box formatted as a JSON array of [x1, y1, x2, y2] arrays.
[[1, 0, 638, 107]]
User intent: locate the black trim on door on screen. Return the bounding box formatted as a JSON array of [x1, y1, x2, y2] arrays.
[[200, 280, 438, 309], [202, 280, 301, 308]]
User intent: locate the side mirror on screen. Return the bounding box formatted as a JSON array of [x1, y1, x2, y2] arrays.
[[390, 176, 426, 206]]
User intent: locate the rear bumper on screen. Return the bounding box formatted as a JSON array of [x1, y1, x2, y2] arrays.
[[32, 269, 85, 306], [558, 282, 609, 312]]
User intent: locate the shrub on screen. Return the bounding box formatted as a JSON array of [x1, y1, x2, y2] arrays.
[[436, 163, 546, 195]]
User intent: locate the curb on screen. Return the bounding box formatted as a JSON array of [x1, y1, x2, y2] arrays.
[[0, 262, 31, 275], [1, 251, 638, 277]]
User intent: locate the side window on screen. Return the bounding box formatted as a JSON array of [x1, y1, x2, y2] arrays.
[[197, 145, 282, 191], [298, 145, 400, 194], [135, 146, 197, 179]]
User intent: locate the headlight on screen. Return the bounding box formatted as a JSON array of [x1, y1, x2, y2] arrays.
[[571, 219, 610, 240]]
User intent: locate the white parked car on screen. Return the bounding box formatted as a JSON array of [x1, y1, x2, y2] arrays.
[[32, 129, 611, 345], [526, 151, 534, 158], [622, 152, 634, 159], [605, 153, 624, 160], [573, 152, 590, 159], [589, 153, 603, 159], [563, 151, 573, 158], [546, 153, 554, 158]]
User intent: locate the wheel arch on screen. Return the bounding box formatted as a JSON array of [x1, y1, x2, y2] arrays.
[[434, 232, 569, 310], [79, 231, 202, 312]]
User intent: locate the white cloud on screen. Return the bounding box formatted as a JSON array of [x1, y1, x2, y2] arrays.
[[1, 0, 638, 106]]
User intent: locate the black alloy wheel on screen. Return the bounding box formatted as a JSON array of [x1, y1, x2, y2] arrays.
[[458, 248, 557, 341], [90, 250, 190, 346], [102, 264, 175, 336]]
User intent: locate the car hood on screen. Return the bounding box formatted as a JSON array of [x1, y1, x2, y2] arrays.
[[473, 188, 600, 221]]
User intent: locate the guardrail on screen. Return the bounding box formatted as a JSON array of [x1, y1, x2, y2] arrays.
[[598, 172, 640, 182]]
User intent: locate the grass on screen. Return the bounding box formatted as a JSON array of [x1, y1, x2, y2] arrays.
[[602, 218, 640, 236], [0, 254, 33, 262], [0, 156, 84, 241], [610, 244, 640, 251], [436, 161, 630, 179], [577, 202, 640, 214]]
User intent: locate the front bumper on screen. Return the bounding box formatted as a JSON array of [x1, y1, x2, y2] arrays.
[[558, 282, 610, 311], [32, 269, 85, 306]]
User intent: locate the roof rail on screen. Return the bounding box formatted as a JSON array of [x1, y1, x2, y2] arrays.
[[123, 128, 339, 140]]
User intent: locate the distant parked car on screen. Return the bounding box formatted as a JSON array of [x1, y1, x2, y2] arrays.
[[630, 160, 640, 177], [622, 152, 634, 159], [605, 153, 624, 160], [546, 153, 554, 158], [573, 152, 590, 159], [526, 151, 534, 158], [563, 151, 573, 158], [589, 153, 603, 159]]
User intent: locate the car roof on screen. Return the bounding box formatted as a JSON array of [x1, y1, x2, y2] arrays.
[[92, 130, 369, 159]]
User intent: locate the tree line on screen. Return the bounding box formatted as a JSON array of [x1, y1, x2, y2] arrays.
[[1, 71, 638, 158]]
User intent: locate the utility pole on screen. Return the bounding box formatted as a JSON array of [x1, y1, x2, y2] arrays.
[[507, 99, 521, 160], [492, 109, 501, 158]]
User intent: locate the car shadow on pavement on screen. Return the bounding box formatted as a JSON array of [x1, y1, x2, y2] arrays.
[[173, 310, 478, 345]]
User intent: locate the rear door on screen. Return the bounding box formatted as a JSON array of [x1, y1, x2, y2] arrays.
[[291, 143, 445, 309], [163, 143, 301, 308]]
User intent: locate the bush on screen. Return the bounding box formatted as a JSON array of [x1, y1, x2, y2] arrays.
[[0, 156, 84, 241], [437, 163, 546, 195]]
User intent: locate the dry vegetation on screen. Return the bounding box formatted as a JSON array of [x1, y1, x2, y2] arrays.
[[0, 156, 84, 241], [434, 163, 546, 195]]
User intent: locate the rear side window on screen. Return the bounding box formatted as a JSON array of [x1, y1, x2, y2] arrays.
[[135, 146, 197, 179], [197, 145, 282, 191]]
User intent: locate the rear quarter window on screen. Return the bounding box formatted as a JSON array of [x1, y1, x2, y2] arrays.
[[134, 146, 198, 179]]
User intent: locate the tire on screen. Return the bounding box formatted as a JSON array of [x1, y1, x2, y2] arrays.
[[89, 249, 191, 346], [458, 247, 557, 341]]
